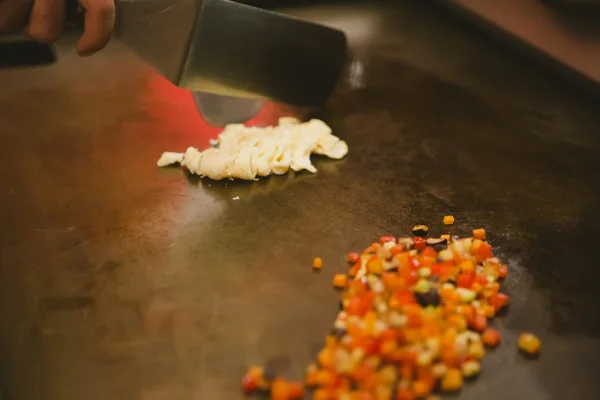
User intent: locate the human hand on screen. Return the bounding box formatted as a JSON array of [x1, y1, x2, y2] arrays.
[[0, 0, 115, 56]]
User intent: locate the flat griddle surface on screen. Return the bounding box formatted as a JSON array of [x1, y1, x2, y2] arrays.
[[2, 1, 600, 399]]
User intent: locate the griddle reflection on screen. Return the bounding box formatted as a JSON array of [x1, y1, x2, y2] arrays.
[[184, 157, 347, 201]]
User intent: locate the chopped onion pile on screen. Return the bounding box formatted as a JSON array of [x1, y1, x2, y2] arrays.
[[157, 118, 348, 181]]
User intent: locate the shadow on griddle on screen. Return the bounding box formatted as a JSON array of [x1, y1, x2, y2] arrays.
[[0, 40, 56, 69]]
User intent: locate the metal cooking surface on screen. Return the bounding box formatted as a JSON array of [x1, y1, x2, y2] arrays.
[[2, 1, 600, 399], [442, 0, 600, 95]]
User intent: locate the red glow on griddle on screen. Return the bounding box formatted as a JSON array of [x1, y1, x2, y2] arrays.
[[243, 102, 301, 128], [147, 75, 303, 144]]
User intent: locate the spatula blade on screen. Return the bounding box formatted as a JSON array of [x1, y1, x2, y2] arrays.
[[113, 0, 348, 106]]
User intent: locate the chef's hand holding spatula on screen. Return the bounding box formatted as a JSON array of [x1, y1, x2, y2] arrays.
[[0, 0, 115, 56], [0, 0, 347, 106]]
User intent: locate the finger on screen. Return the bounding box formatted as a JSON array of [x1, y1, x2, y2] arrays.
[[24, 0, 65, 43], [0, 0, 33, 33], [75, 0, 115, 56]]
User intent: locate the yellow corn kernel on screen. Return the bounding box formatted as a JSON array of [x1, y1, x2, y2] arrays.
[[461, 360, 481, 378], [518, 333, 542, 355], [443, 215, 455, 225], [441, 368, 463, 392], [312, 257, 323, 269], [459, 260, 474, 273], [468, 341, 485, 360], [332, 274, 348, 288]]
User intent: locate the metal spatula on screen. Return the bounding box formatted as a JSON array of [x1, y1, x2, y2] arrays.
[[67, 0, 348, 106]]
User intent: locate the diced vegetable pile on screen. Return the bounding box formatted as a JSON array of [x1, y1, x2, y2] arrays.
[[242, 224, 540, 400]]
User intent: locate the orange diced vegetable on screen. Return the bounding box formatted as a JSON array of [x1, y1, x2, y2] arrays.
[[472, 228, 486, 240], [476, 241, 493, 260], [497, 264, 508, 279], [313, 257, 323, 269], [489, 292, 509, 311], [482, 328, 501, 347], [441, 368, 463, 392], [443, 215, 455, 225], [396, 389, 416, 400], [348, 252, 361, 263], [271, 378, 304, 400], [332, 274, 348, 288], [367, 258, 383, 275], [469, 314, 488, 332], [412, 379, 432, 398]]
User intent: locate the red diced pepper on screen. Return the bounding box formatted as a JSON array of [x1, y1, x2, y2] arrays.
[[439, 264, 455, 279], [380, 235, 396, 245], [356, 336, 380, 355], [407, 270, 419, 285], [482, 328, 501, 347], [457, 272, 476, 289], [410, 257, 420, 270], [241, 367, 262, 393], [489, 292, 510, 311], [394, 289, 417, 306], [476, 274, 489, 286], [348, 252, 361, 263], [349, 262, 361, 277], [476, 241, 494, 261], [391, 244, 405, 255], [346, 296, 371, 316], [414, 236, 426, 250], [241, 373, 258, 393], [421, 246, 437, 258], [469, 314, 488, 332], [497, 264, 508, 279]]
